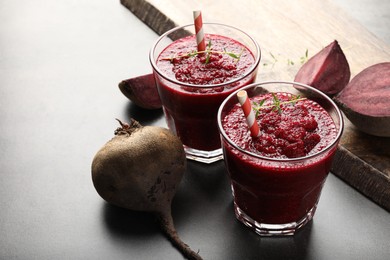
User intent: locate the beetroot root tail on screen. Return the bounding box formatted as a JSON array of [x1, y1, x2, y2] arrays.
[[157, 211, 203, 260]]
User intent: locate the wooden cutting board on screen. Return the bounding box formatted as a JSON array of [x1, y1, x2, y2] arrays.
[[121, 0, 390, 211]]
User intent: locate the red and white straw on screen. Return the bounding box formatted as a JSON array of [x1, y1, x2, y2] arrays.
[[193, 10, 206, 52], [237, 90, 260, 138]]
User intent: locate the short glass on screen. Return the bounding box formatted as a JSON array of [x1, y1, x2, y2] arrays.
[[217, 81, 344, 236], [150, 23, 261, 164]]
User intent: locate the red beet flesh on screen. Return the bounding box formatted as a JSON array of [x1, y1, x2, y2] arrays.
[[334, 62, 390, 137], [294, 40, 350, 95], [119, 73, 162, 109]]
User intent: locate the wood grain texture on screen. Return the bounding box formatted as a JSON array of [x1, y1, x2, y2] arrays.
[[121, 0, 390, 211]]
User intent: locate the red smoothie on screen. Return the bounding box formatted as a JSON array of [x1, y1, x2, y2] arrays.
[[221, 92, 339, 229], [155, 34, 257, 152]]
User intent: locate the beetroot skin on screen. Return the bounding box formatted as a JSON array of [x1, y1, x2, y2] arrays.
[[119, 73, 162, 109], [334, 62, 390, 137], [294, 40, 350, 95]]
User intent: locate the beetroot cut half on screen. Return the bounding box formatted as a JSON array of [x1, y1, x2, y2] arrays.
[[119, 73, 162, 109], [334, 62, 390, 137], [294, 40, 351, 96]]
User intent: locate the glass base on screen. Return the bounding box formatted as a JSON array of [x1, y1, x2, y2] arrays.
[[184, 146, 223, 164], [234, 202, 317, 236]]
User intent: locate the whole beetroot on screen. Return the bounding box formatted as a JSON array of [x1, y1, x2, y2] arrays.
[[91, 119, 202, 260], [294, 40, 350, 95]]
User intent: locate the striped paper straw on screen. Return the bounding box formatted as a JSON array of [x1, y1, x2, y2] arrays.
[[237, 90, 260, 138], [193, 10, 206, 52]]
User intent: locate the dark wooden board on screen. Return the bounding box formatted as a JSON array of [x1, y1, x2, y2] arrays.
[[120, 0, 390, 211], [334, 120, 390, 210]]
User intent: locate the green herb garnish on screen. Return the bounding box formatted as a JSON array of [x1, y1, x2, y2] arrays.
[[252, 93, 306, 115], [263, 49, 309, 67], [300, 49, 309, 64], [161, 40, 243, 64]]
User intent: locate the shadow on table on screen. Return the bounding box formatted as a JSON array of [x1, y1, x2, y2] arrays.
[[185, 160, 230, 196], [102, 203, 160, 237], [100, 161, 228, 240], [124, 102, 163, 125], [219, 201, 313, 259]]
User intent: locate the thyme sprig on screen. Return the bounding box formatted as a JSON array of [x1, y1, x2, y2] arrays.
[[300, 49, 309, 64], [252, 94, 306, 116], [161, 40, 243, 64], [263, 49, 309, 67]]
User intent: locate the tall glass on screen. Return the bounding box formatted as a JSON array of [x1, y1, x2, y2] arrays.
[[217, 82, 344, 235], [150, 23, 261, 164]]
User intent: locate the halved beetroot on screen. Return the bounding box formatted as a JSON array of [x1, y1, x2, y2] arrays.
[[334, 62, 390, 137], [294, 40, 350, 95], [119, 73, 162, 109]]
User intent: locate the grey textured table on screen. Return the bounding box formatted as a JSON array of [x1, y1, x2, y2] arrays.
[[0, 1, 389, 259]]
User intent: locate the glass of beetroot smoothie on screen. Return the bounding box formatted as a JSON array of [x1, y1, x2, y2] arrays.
[[150, 23, 261, 163], [217, 81, 343, 236]]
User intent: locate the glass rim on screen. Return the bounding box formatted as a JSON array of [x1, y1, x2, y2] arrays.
[[217, 81, 344, 162], [149, 22, 261, 89]]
